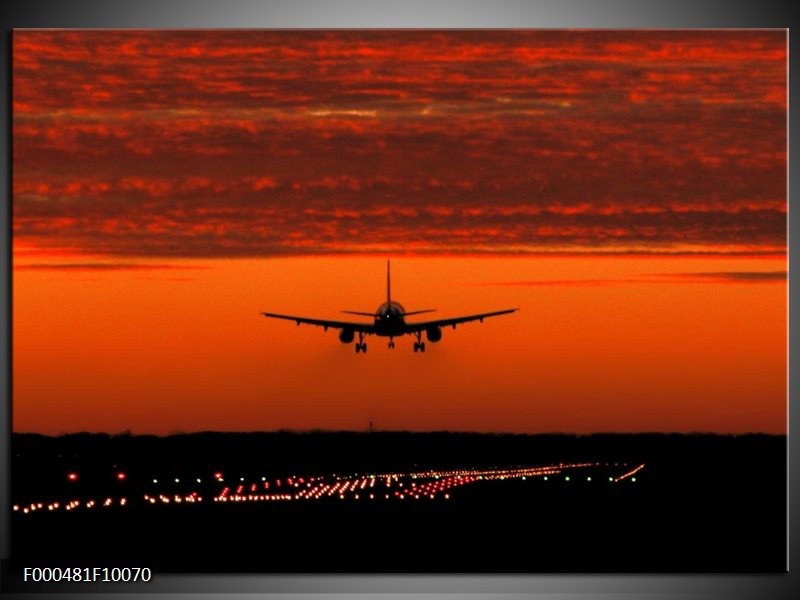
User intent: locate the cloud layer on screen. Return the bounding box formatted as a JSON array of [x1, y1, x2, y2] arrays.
[[13, 30, 787, 258], [482, 270, 787, 287]]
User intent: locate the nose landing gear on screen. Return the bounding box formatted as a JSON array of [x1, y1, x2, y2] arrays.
[[412, 331, 426, 353], [355, 332, 367, 353]]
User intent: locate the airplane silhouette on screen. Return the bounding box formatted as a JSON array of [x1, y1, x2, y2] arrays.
[[262, 260, 518, 353]]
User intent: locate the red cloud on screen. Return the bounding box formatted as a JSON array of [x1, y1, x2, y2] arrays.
[[13, 30, 786, 258]]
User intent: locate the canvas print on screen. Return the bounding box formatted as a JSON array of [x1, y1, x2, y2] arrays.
[[11, 30, 786, 574]]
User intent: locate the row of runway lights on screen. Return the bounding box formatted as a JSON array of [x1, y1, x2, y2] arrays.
[[14, 497, 130, 514], [13, 463, 644, 514], [61, 463, 632, 486]]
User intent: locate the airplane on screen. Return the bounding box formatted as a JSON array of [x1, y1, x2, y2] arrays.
[[261, 260, 518, 353]]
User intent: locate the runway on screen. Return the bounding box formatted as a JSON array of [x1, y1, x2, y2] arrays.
[[9, 432, 784, 573], [13, 461, 645, 515]]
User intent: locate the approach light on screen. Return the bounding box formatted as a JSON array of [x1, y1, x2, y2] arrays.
[[67, 472, 78, 481], [117, 472, 126, 481]]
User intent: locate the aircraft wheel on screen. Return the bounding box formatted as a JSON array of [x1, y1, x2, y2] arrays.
[[420, 342, 426, 352], [363, 343, 367, 353], [413, 342, 419, 352], [355, 344, 361, 353]]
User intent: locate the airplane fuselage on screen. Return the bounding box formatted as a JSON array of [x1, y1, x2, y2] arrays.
[[373, 301, 407, 337]]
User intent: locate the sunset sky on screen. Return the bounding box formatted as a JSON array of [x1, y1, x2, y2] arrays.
[[12, 30, 786, 434]]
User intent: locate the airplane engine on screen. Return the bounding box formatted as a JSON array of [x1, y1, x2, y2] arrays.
[[426, 325, 442, 342], [339, 328, 355, 344]]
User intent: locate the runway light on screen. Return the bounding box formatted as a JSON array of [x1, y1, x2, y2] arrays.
[[117, 472, 126, 481], [67, 472, 78, 481]]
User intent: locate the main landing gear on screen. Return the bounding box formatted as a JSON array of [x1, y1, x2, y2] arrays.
[[388, 338, 395, 349], [355, 331, 367, 353], [413, 331, 426, 353]]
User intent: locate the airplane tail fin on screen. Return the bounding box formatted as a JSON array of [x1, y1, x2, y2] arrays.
[[387, 259, 391, 305]]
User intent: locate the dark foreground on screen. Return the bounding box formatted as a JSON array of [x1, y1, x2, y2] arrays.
[[8, 431, 786, 573]]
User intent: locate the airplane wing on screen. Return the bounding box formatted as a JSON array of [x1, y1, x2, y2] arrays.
[[404, 308, 518, 332], [261, 312, 376, 333]]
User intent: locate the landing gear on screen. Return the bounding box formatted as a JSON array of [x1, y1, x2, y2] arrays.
[[412, 332, 426, 353], [355, 332, 367, 353], [388, 338, 395, 349]]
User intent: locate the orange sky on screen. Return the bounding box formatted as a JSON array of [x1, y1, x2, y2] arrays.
[[12, 255, 786, 434], [11, 31, 787, 434]]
